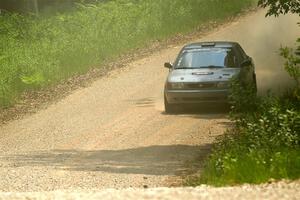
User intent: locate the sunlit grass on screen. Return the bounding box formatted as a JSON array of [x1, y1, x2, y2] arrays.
[[196, 146, 300, 186]]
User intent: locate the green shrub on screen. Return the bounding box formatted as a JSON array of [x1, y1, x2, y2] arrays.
[[280, 39, 300, 100], [195, 94, 300, 186], [197, 147, 300, 186], [228, 76, 258, 114], [195, 72, 300, 186]]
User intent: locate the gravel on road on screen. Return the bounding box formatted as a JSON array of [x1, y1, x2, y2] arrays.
[[0, 181, 299, 200]]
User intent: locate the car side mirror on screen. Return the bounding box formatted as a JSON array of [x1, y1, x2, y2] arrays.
[[164, 62, 173, 69], [241, 59, 252, 68]]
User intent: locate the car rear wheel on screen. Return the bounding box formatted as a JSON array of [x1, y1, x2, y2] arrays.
[[164, 95, 177, 114]]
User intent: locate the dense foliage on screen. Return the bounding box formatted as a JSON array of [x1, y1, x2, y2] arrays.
[[280, 40, 300, 99], [0, 0, 255, 107], [191, 79, 300, 186], [0, 0, 106, 14]]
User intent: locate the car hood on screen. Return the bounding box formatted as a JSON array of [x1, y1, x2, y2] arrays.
[[167, 68, 240, 83]]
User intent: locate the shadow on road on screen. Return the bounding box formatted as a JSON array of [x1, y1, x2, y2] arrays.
[[161, 103, 230, 119], [0, 144, 211, 176]]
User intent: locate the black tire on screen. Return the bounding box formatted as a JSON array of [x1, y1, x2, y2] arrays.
[[164, 95, 177, 114]]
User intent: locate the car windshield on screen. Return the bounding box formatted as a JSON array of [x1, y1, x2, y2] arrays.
[[175, 48, 236, 69]]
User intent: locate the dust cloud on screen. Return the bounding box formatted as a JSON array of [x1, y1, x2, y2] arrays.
[[201, 9, 300, 95]]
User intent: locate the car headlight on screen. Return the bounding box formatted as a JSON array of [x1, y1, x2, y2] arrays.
[[167, 82, 185, 89], [216, 81, 228, 88]]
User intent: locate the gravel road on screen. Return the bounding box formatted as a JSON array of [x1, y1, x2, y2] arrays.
[[1, 181, 299, 200], [0, 9, 299, 197]]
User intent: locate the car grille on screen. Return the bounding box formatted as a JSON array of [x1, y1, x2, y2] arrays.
[[182, 97, 220, 101], [184, 82, 217, 90]]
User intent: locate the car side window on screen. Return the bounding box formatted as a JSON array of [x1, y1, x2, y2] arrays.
[[233, 46, 246, 67], [224, 49, 236, 67], [223, 48, 241, 68], [236, 45, 247, 60]]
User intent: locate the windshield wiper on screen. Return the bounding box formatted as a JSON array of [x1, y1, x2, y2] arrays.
[[199, 65, 224, 68], [175, 67, 190, 69], [175, 65, 224, 69]]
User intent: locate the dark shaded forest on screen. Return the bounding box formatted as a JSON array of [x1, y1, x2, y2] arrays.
[[0, 0, 106, 14]]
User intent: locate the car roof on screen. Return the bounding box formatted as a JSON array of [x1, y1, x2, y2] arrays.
[[183, 41, 239, 50]]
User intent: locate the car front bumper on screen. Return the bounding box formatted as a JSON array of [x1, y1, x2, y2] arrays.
[[165, 89, 229, 104]]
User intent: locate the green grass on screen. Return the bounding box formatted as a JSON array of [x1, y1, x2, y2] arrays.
[[197, 146, 300, 186], [0, 0, 256, 108]]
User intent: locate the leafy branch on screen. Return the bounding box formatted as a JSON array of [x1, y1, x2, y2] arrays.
[[258, 0, 300, 17]]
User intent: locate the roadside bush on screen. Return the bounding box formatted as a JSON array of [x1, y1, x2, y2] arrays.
[[228, 76, 258, 114], [280, 39, 300, 100], [194, 65, 300, 186], [195, 90, 300, 186]]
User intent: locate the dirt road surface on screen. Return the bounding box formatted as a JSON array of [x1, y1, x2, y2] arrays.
[[0, 9, 299, 195], [1, 181, 300, 200]]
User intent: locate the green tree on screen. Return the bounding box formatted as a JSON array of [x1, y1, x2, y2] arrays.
[[258, 0, 300, 16]]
